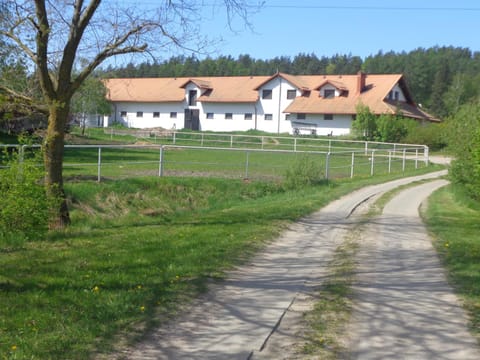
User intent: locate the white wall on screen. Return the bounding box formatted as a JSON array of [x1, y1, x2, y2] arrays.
[[256, 77, 298, 134], [106, 102, 185, 130], [291, 114, 352, 136], [198, 102, 258, 132]]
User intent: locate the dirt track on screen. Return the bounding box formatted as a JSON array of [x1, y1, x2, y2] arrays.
[[116, 169, 479, 359]]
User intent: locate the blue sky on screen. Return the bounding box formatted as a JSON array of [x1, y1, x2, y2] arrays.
[[196, 0, 480, 60]]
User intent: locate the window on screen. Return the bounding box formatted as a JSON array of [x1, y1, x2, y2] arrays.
[[262, 89, 272, 99], [323, 89, 335, 98], [394, 91, 400, 100], [324, 114, 333, 120], [244, 113, 252, 120], [189, 90, 197, 106], [120, 111, 127, 117], [287, 89, 296, 99], [225, 113, 233, 120], [297, 113, 306, 120], [153, 112, 160, 118], [136, 111, 143, 118], [170, 112, 177, 118], [265, 114, 273, 120], [206, 112, 214, 119], [285, 114, 291, 120]]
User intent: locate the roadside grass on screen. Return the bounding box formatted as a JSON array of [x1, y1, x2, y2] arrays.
[[0, 165, 443, 359], [423, 184, 480, 340]]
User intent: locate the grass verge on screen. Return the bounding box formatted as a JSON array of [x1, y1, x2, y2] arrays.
[[300, 234, 359, 359], [0, 166, 443, 359], [423, 184, 480, 341]]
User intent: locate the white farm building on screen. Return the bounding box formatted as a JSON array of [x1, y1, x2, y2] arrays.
[[103, 72, 438, 135]]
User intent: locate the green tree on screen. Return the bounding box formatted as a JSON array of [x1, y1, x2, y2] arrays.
[[70, 76, 110, 134], [352, 104, 377, 140], [0, 0, 258, 227]]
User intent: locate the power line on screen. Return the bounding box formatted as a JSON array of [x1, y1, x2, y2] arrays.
[[106, 1, 480, 12]]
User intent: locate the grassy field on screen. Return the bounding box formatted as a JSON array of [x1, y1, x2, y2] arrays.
[[0, 165, 444, 359], [423, 184, 480, 340]]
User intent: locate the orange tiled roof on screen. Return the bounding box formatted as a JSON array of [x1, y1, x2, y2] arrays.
[[105, 76, 271, 103]]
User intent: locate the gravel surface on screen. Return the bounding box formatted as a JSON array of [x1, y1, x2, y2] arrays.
[[112, 170, 480, 360]]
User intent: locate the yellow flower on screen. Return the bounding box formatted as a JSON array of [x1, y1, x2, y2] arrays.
[[140, 306, 145, 312], [137, 285, 142, 289], [93, 286, 100, 292], [445, 243, 449, 248], [11, 345, 17, 351]]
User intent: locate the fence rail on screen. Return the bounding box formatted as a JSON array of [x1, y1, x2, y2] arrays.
[[103, 129, 429, 157], [1, 142, 429, 182]]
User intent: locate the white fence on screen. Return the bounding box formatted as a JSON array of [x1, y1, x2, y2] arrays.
[[1, 142, 430, 182]]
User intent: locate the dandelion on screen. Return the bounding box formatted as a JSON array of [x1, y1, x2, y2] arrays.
[[445, 243, 450, 248], [140, 306, 145, 312], [11, 345, 17, 351], [93, 285, 100, 292], [137, 285, 142, 289]]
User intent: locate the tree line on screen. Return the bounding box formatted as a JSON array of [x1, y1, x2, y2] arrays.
[[102, 46, 480, 118]]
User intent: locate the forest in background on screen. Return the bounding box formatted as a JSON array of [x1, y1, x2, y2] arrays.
[[102, 46, 480, 119]]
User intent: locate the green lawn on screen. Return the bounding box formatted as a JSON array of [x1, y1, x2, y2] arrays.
[[0, 166, 443, 359], [423, 184, 480, 340]]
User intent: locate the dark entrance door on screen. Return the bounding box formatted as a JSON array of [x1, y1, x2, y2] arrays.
[[184, 109, 200, 130]]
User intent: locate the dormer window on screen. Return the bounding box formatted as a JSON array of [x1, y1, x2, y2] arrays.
[[262, 89, 273, 99], [324, 89, 335, 99], [189, 90, 197, 106]]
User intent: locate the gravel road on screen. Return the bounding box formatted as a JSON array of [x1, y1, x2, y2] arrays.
[[117, 170, 479, 359], [345, 179, 480, 359]]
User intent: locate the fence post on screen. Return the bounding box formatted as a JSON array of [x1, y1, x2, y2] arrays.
[[325, 152, 331, 180], [158, 146, 164, 177], [365, 141, 368, 155], [201, 133, 204, 147], [245, 151, 249, 179], [173, 131, 176, 145], [424, 146, 429, 165], [415, 149, 419, 169], [388, 151, 392, 174], [328, 139, 332, 152], [370, 150, 375, 176], [97, 147, 102, 182], [402, 148, 406, 172], [294, 138, 297, 152], [350, 151, 355, 178]]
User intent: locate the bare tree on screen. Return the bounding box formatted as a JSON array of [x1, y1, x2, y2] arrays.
[[0, 0, 260, 227]]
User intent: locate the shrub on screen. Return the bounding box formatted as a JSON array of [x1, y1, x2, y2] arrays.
[[352, 104, 377, 140], [284, 154, 324, 190], [445, 101, 480, 200], [0, 147, 57, 245], [403, 123, 447, 150]]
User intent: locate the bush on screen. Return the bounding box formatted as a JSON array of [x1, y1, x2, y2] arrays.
[[284, 154, 324, 189], [0, 147, 57, 245], [445, 101, 480, 200], [403, 123, 447, 150]]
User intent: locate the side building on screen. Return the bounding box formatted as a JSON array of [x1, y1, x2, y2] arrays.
[[104, 72, 438, 135]]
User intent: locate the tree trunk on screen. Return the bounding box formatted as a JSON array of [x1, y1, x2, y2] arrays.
[[44, 103, 70, 228]]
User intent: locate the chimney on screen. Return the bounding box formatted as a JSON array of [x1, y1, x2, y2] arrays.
[[357, 71, 366, 94]]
